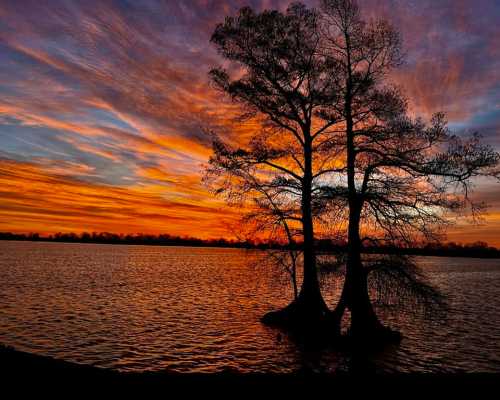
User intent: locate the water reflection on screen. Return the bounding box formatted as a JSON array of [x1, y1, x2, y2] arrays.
[[0, 241, 499, 373]]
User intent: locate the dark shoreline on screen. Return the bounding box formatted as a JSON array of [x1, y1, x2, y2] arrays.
[[0, 344, 497, 393]]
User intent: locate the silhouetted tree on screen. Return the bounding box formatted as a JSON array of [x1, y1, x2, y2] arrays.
[[318, 0, 500, 341], [205, 0, 500, 342], [205, 4, 345, 329]]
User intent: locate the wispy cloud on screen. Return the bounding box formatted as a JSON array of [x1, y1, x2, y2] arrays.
[[0, 0, 499, 242]]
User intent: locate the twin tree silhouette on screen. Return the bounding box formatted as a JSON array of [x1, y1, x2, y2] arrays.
[[204, 0, 500, 343]]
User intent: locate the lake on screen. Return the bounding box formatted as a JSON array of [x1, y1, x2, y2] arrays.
[[0, 241, 499, 373]]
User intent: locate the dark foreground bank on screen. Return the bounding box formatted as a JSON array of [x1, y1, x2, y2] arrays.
[[0, 345, 497, 394]]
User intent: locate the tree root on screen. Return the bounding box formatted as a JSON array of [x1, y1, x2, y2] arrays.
[[261, 301, 341, 341], [262, 303, 402, 349]]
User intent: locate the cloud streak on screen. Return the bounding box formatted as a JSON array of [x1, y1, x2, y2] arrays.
[[0, 0, 499, 243], [0, 158, 239, 237]]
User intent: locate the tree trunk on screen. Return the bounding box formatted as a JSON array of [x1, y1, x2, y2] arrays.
[[344, 208, 384, 338], [333, 47, 398, 341], [261, 133, 331, 332], [332, 203, 400, 343], [296, 136, 328, 316]]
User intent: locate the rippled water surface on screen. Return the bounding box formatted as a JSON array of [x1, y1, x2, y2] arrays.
[[1, 241, 499, 373]]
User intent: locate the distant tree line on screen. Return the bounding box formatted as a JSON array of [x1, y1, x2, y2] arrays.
[[360, 241, 500, 259], [0, 231, 267, 249], [1, 231, 499, 258]]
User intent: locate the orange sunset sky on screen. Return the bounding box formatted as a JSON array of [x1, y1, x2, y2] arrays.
[[1, 0, 500, 245]]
